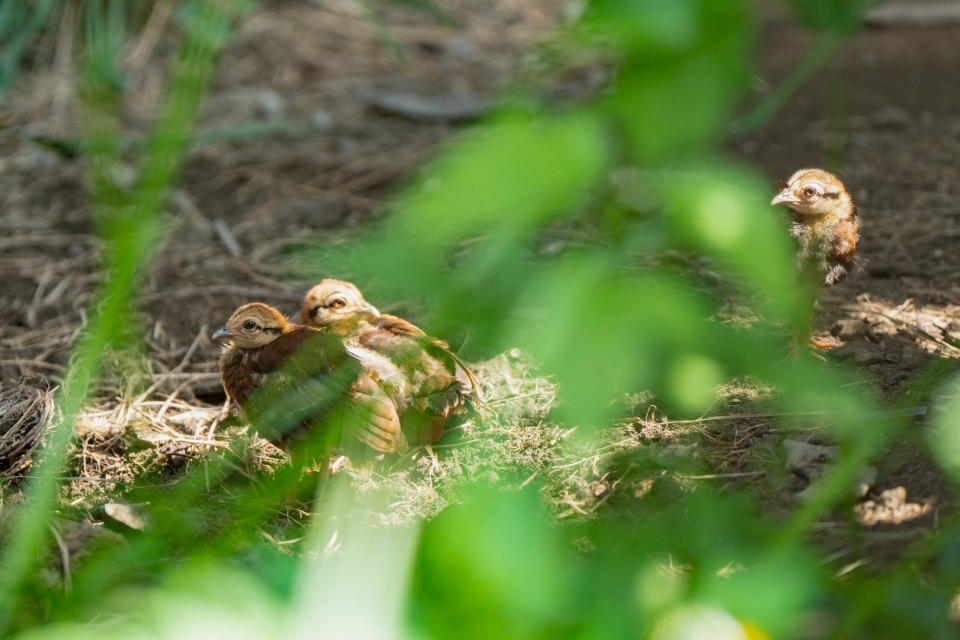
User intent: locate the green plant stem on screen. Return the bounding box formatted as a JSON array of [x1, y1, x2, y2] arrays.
[[0, 0, 249, 633], [730, 31, 843, 137], [0, 0, 58, 91]]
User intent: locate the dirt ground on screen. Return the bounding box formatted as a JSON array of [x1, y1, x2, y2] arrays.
[[0, 2, 958, 572], [739, 19, 960, 552]]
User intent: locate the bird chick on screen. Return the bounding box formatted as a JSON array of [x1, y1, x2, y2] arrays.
[[302, 279, 480, 449], [212, 302, 406, 454], [772, 168, 860, 349], [300, 279, 381, 337], [771, 168, 859, 287]]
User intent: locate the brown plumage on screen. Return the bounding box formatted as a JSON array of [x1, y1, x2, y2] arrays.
[[301, 279, 480, 445], [212, 302, 406, 454], [771, 168, 859, 287], [772, 168, 860, 348]]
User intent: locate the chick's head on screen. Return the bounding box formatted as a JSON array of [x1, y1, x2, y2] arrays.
[[213, 303, 288, 349], [301, 278, 379, 333], [772, 168, 849, 217]]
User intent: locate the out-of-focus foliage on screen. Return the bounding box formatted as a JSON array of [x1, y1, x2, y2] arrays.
[[786, 0, 875, 34], [930, 375, 960, 477], [2, 0, 958, 639], [0, 0, 58, 91], [0, 0, 252, 634], [0, 1, 161, 95]]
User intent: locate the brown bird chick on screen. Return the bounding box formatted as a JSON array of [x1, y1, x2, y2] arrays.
[[212, 302, 406, 455], [301, 279, 480, 457], [771, 168, 860, 349]]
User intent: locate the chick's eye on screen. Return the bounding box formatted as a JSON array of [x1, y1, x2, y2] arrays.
[[243, 320, 257, 330], [329, 298, 345, 309], [804, 186, 818, 197]]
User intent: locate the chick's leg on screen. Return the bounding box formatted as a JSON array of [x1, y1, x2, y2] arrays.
[[807, 301, 837, 349], [793, 284, 836, 352], [809, 336, 837, 349]]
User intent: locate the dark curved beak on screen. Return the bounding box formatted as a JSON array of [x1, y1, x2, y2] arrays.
[[211, 325, 235, 342]]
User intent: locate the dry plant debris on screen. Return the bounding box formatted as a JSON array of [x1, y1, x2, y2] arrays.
[[0, 378, 56, 479]]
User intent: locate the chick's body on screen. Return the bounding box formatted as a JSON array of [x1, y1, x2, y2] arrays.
[[301, 279, 479, 445], [772, 168, 860, 350], [772, 168, 860, 287], [213, 302, 406, 454]]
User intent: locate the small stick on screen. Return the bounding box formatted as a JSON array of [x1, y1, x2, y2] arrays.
[[207, 396, 232, 438], [127, 0, 174, 70], [557, 497, 590, 517], [483, 389, 556, 407], [519, 471, 539, 488], [679, 471, 765, 480], [133, 326, 207, 404], [213, 218, 241, 257], [155, 379, 196, 420], [429, 439, 481, 449], [0, 360, 65, 371], [551, 455, 601, 472], [25, 265, 54, 327]]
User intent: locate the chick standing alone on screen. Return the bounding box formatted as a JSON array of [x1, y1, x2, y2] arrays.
[[212, 302, 407, 454], [771, 168, 860, 348]]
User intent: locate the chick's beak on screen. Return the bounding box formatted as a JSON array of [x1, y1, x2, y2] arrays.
[[771, 190, 799, 206], [211, 325, 235, 342], [362, 301, 380, 317]]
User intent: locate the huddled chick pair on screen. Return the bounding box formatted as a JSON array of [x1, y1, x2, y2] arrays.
[[212, 280, 478, 459]]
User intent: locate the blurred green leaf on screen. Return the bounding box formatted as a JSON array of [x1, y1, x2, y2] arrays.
[[624, 164, 799, 316], [17, 564, 283, 640], [395, 111, 609, 246], [581, 0, 747, 57], [702, 550, 820, 637], [607, 53, 746, 159], [786, 0, 872, 34], [928, 374, 960, 478], [0, 0, 57, 92], [412, 484, 574, 638]]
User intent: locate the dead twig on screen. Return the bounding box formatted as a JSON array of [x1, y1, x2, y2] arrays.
[[213, 218, 242, 258]]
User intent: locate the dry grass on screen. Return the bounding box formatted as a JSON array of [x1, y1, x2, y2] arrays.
[[0, 378, 56, 479]]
